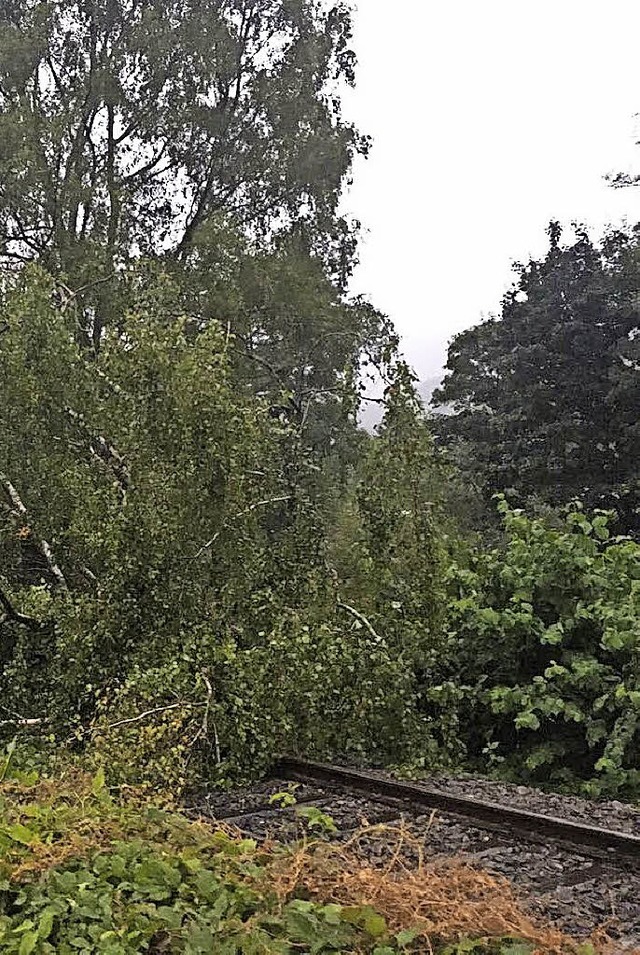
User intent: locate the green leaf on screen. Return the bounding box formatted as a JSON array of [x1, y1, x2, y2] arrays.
[[91, 766, 106, 796], [363, 910, 387, 938], [4, 824, 38, 846], [18, 931, 38, 955], [321, 904, 342, 925], [194, 868, 223, 904], [396, 929, 418, 947], [295, 806, 337, 833], [37, 908, 56, 940], [514, 711, 540, 731]]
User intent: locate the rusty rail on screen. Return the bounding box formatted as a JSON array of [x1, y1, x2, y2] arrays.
[[275, 757, 640, 861]]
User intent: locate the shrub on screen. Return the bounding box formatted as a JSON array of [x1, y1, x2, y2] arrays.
[[434, 498, 640, 796]]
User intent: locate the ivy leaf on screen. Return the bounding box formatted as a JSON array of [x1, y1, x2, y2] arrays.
[[515, 711, 540, 731]]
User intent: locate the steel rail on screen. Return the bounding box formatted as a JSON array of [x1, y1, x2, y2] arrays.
[[275, 757, 640, 862]]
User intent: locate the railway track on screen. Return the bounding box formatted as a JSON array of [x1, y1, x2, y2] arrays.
[[276, 757, 640, 863], [192, 758, 640, 948]]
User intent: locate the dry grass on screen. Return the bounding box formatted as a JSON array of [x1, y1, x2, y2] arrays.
[[0, 766, 95, 804], [0, 770, 150, 881], [2, 775, 636, 954], [269, 822, 631, 955]]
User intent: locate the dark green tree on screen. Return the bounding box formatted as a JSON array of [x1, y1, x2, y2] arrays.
[[433, 223, 640, 532]]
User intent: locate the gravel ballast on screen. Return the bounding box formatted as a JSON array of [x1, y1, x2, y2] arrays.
[[191, 776, 640, 945], [406, 771, 640, 835]]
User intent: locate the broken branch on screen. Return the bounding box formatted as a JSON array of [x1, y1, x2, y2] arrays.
[[105, 701, 205, 731], [0, 717, 44, 728], [338, 601, 383, 643], [64, 406, 130, 501], [1, 475, 68, 591]]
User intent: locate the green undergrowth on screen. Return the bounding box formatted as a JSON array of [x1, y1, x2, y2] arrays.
[[0, 758, 584, 955]]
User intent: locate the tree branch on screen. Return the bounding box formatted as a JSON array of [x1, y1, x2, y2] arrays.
[[185, 671, 219, 770], [104, 702, 205, 731], [0, 717, 45, 728], [0, 586, 44, 630], [57, 273, 117, 312], [188, 495, 292, 560], [1, 476, 69, 591], [64, 406, 130, 501], [337, 601, 383, 643], [124, 142, 168, 183]]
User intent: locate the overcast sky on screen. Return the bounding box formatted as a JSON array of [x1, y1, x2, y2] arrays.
[[341, 0, 640, 381]]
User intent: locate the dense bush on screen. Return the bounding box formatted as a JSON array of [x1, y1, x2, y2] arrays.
[[432, 498, 640, 796]]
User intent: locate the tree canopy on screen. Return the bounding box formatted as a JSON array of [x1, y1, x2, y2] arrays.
[[0, 0, 363, 279], [0, 0, 393, 451], [1, 1, 639, 806], [433, 223, 640, 533]]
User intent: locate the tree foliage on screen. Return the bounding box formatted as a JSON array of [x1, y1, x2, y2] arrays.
[[0, 0, 391, 463], [0, 0, 453, 787], [0, 0, 363, 281], [433, 223, 640, 533], [1, 0, 639, 806], [0, 266, 443, 786]]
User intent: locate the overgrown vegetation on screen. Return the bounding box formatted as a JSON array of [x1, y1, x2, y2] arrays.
[[0, 266, 429, 787], [0, 762, 603, 953], [0, 4, 639, 944], [429, 499, 640, 796]]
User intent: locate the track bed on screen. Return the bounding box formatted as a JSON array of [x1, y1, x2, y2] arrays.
[[189, 762, 640, 949]]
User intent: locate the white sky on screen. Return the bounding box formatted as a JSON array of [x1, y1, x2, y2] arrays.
[[341, 0, 640, 380]]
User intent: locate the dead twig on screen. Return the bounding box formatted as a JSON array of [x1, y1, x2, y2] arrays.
[[105, 701, 205, 731]]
